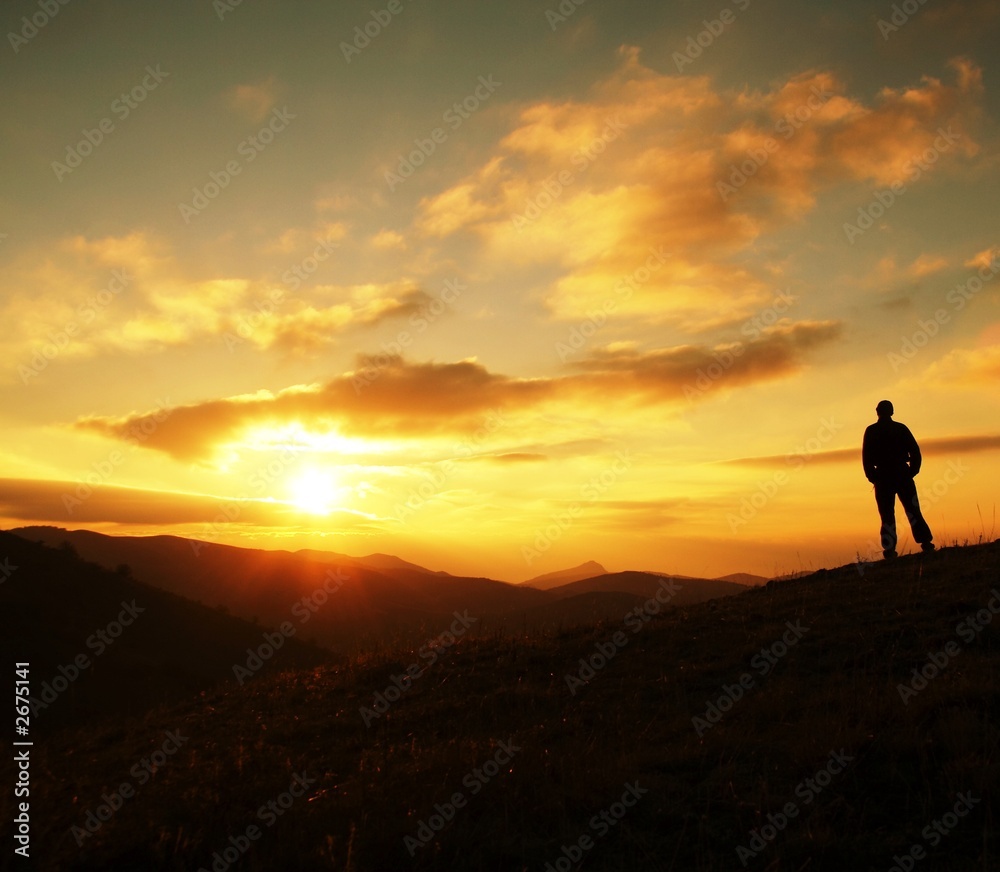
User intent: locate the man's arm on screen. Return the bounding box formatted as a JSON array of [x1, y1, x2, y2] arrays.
[[905, 425, 922, 476], [862, 427, 875, 482]]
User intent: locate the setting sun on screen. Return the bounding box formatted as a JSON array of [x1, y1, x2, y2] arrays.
[[286, 467, 342, 516]]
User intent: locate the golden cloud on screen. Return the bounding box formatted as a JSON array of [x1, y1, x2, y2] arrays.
[[0, 231, 436, 373], [965, 246, 1000, 271], [228, 77, 281, 122], [227, 284, 432, 353], [413, 51, 983, 325], [919, 344, 1000, 388]]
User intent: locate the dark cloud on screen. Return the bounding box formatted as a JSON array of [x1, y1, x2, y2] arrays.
[[723, 434, 1000, 467], [0, 478, 274, 524], [73, 321, 843, 462], [74, 355, 556, 462], [570, 321, 843, 398], [0, 477, 357, 526]]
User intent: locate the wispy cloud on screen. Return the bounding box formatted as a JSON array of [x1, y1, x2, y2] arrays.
[[722, 434, 1000, 467]]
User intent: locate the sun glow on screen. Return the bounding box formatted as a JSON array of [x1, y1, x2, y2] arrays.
[[244, 423, 399, 456], [286, 467, 342, 515]]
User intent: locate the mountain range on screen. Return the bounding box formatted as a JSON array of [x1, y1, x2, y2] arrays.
[[1, 525, 764, 743], [10, 526, 754, 655]]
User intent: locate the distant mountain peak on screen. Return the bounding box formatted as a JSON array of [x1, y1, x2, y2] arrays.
[[716, 572, 770, 586], [523, 560, 608, 589]]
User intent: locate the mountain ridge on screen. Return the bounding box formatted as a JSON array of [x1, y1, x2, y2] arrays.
[[9, 528, 747, 650]]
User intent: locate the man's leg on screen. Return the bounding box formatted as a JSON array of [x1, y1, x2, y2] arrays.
[[874, 481, 898, 556], [897, 474, 933, 547]]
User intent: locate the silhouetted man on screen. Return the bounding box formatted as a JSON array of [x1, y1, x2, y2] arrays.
[[862, 400, 934, 559]]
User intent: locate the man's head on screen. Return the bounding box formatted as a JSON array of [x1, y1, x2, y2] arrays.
[[876, 399, 894, 419]]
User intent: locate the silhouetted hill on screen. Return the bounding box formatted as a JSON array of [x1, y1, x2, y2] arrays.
[[295, 548, 447, 576], [509, 590, 649, 627], [10, 530, 745, 654], [544, 569, 748, 604], [717, 571, 769, 586], [16, 541, 998, 870], [0, 531, 328, 734], [523, 560, 608, 588], [10, 527, 554, 651]]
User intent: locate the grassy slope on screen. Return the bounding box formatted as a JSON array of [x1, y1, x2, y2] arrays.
[[19, 541, 1000, 871]]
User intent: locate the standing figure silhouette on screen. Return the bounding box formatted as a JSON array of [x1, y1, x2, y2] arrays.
[[862, 400, 934, 559]]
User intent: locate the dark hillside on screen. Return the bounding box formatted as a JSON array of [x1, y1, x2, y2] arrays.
[[0, 532, 329, 734], [543, 569, 747, 604], [9, 527, 554, 650], [10, 541, 1000, 870]]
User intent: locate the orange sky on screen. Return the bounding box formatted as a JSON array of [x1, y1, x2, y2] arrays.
[[1, 0, 998, 580]]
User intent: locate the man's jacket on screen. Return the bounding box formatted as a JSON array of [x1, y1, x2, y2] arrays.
[[862, 419, 922, 483]]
